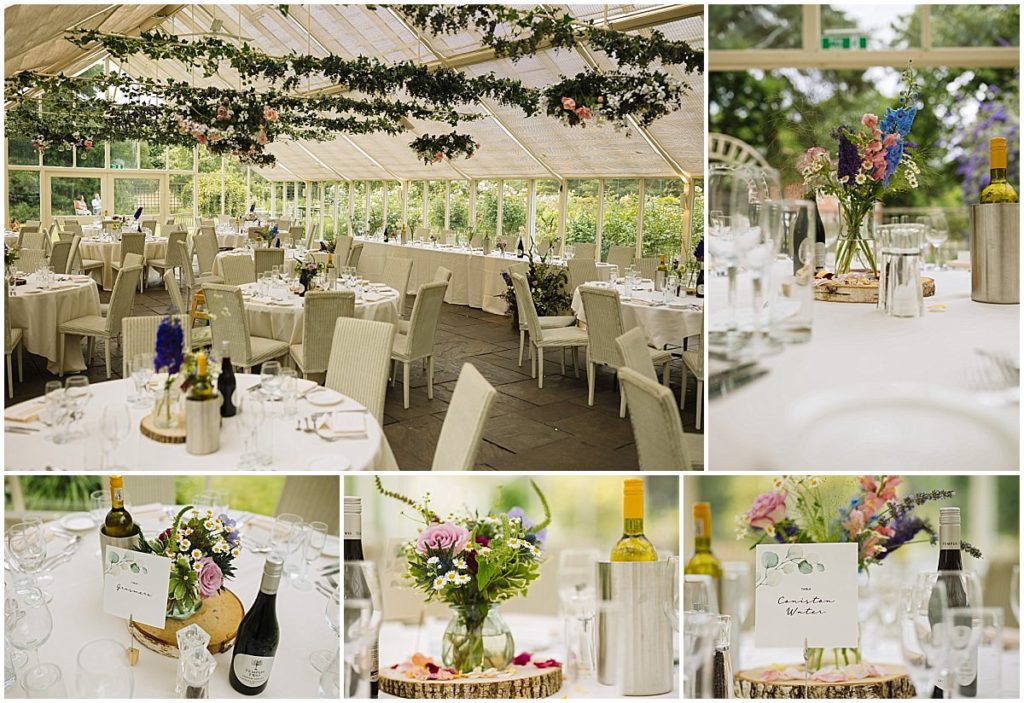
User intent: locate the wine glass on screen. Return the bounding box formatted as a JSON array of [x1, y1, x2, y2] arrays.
[[558, 549, 601, 682], [683, 574, 717, 613], [40, 381, 69, 442], [236, 389, 267, 468], [22, 662, 66, 698], [5, 587, 54, 687], [260, 360, 282, 400], [343, 561, 382, 699], [925, 212, 949, 270], [682, 610, 718, 699], [899, 582, 943, 698], [310, 585, 340, 672], [270, 513, 304, 562], [129, 352, 154, 407], [735, 197, 786, 360], [294, 521, 328, 591], [74, 639, 134, 698], [7, 523, 51, 602], [100, 406, 131, 471], [64, 375, 90, 439]]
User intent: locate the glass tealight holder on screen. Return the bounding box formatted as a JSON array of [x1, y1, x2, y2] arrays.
[[179, 647, 216, 699], [175, 624, 211, 696]]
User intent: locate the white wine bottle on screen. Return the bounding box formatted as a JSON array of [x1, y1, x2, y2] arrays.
[[101, 475, 136, 538], [230, 557, 283, 695], [684, 502, 722, 586], [979, 137, 1018, 203], [610, 479, 658, 562]]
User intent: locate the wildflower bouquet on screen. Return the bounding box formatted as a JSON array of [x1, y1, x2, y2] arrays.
[[501, 250, 570, 328], [294, 258, 323, 293], [799, 66, 923, 275], [376, 477, 551, 673], [136, 506, 242, 618], [5, 244, 19, 268]]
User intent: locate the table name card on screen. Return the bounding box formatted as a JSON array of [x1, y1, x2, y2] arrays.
[[754, 543, 858, 648], [102, 547, 172, 628]]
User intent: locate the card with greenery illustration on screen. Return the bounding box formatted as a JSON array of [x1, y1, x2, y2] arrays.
[[102, 546, 172, 628]]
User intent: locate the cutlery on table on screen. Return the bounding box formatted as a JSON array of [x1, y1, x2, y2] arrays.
[[708, 362, 769, 399]]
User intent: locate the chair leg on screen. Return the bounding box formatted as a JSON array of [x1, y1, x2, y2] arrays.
[[518, 329, 525, 367], [17, 344, 23, 382], [572, 347, 580, 378], [680, 366, 688, 410], [695, 380, 703, 431], [427, 356, 434, 400], [403, 361, 410, 409], [58, 334, 65, 377], [105, 337, 112, 378], [390, 359, 397, 387], [587, 360, 596, 406], [530, 343, 537, 379], [618, 377, 627, 418], [537, 350, 545, 389], [6, 354, 12, 398], [662, 360, 670, 387]]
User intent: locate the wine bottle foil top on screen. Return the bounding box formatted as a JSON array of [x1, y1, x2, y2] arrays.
[[939, 507, 961, 525], [344, 496, 362, 514]]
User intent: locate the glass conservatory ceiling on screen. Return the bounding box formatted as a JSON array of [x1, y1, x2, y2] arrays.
[[4, 4, 705, 182]]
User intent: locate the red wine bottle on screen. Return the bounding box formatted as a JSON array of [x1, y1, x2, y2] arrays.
[[217, 341, 236, 418], [229, 557, 283, 695], [345, 497, 379, 698], [931, 507, 976, 698]]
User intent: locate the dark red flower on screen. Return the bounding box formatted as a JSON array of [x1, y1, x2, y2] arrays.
[[426, 662, 439, 674], [533, 659, 562, 669], [512, 652, 532, 666], [475, 536, 490, 547]]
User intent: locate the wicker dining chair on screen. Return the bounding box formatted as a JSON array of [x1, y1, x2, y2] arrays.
[[121, 314, 190, 377], [288, 226, 305, 249], [113, 232, 146, 292], [194, 231, 223, 282], [348, 242, 363, 272], [618, 367, 700, 470], [274, 476, 340, 535], [203, 284, 289, 372], [433, 266, 453, 284], [5, 283, 24, 399], [58, 264, 143, 378], [432, 363, 497, 471], [566, 258, 599, 296], [325, 317, 396, 424], [390, 280, 448, 409], [511, 272, 588, 389], [48, 242, 72, 276], [573, 243, 597, 260], [635, 256, 659, 282], [16, 249, 48, 273], [381, 257, 413, 315], [332, 235, 352, 266], [254, 248, 285, 276], [220, 255, 257, 286], [290, 290, 355, 378], [579, 286, 670, 417], [147, 230, 187, 286], [19, 231, 45, 250], [680, 313, 705, 429], [164, 271, 211, 351], [606, 245, 635, 271], [506, 261, 576, 368]]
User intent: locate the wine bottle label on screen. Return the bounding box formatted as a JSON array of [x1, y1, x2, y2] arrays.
[[233, 654, 274, 688], [344, 513, 361, 539], [370, 642, 379, 682], [939, 524, 961, 550]]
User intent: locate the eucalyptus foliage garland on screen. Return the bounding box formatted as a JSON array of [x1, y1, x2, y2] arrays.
[[6, 5, 703, 166]]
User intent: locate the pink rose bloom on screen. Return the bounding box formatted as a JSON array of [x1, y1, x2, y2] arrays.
[[813, 669, 848, 683], [432, 152, 444, 164], [216, 105, 230, 121], [746, 492, 787, 531], [798, 146, 828, 171], [197, 557, 223, 597], [263, 107, 279, 122], [256, 129, 268, 145], [416, 522, 470, 555], [561, 96, 576, 110], [575, 106, 592, 120], [861, 113, 878, 130]]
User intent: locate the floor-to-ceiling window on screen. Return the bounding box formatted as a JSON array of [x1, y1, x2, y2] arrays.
[[601, 179, 640, 260], [566, 179, 598, 252]]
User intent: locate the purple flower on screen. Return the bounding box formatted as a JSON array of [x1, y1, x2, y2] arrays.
[[226, 530, 239, 546], [837, 134, 860, 186], [693, 239, 704, 261], [875, 515, 933, 562], [218, 514, 235, 528], [508, 507, 547, 546], [879, 106, 917, 139], [154, 317, 184, 374], [133, 207, 143, 220]]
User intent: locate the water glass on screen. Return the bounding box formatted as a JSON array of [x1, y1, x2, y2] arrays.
[[684, 574, 717, 613], [5, 587, 53, 678], [260, 360, 283, 400], [129, 352, 154, 407], [683, 611, 718, 699], [876, 223, 925, 318], [294, 521, 328, 591], [74, 639, 134, 698], [22, 662, 66, 698], [64, 375, 90, 439], [7, 524, 48, 593], [270, 513, 303, 561], [100, 406, 131, 470], [280, 367, 298, 416]]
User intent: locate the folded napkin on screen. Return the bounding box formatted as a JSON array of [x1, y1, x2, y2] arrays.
[[362, 292, 383, 302], [5, 401, 46, 423], [629, 298, 655, 306], [296, 379, 319, 397], [318, 412, 367, 439]]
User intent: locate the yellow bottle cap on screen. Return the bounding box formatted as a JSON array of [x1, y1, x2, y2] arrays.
[[110, 474, 123, 487], [623, 479, 644, 520], [693, 502, 711, 537], [991, 137, 1008, 169]]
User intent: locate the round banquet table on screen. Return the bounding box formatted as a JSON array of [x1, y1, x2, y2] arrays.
[[217, 232, 251, 249], [355, 237, 615, 315], [211, 248, 307, 278], [3, 374, 398, 470], [238, 282, 400, 345], [3, 506, 338, 699], [78, 236, 168, 290], [571, 281, 704, 349], [6, 273, 101, 374], [5, 231, 19, 247], [379, 612, 677, 699], [708, 268, 1020, 470]]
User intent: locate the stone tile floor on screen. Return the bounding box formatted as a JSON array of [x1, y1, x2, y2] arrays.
[[6, 280, 703, 470]]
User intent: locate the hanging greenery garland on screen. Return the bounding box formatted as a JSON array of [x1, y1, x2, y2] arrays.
[[6, 4, 703, 167]]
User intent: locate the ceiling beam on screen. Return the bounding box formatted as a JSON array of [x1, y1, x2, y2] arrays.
[[709, 47, 1020, 72]]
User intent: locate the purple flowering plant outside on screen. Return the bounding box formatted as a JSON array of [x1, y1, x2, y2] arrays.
[[799, 66, 924, 274]]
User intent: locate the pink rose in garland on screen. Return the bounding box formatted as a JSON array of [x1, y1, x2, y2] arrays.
[[745, 491, 787, 532], [416, 522, 470, 556], [263, 107, 279, 122], [197, 557, 224, 597], [561, 96, 576, 110]]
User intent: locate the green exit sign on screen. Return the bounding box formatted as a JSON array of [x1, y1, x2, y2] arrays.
[[822, 31, 869, 50]]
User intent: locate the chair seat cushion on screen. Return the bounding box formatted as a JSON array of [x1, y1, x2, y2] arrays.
[[396, 319, 410, 335], [650, 347, 672, 365], [519, 314, 577, 332], [537, 326, 589, 348], [391, 332, 412, 360], [6, 328, 23, 353], [685, 434, 704, 469], [81, 259, 103, 270], [246, 336, 289, 367], [147, 258, 170, 269], [59, 315, 107, 336]]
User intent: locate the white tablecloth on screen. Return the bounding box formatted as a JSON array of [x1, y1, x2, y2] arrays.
[[6, 273, 101, 373], [356, 238, 614, 315], [239, 283, 400, 345], [4, 374, 398, 471], [379, 613, 677, 699], [5, 232, 20, 248], [571, 283, 704, 349], [4, 506, 338, 699], [708, 269, 1019, 469], [217, 233, 250, 249], [79, 237, 168, 290]]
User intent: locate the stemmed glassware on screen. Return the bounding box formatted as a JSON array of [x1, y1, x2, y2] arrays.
[[129, 352, 155, 407], [260, 360, 283, 400], [236, 389, 270, 467], [5, 587, 57, 693], [734, 197, 786, 360], [100, 405, 131, 471], [683, 574, 716, 612], [74, 639, 134, 698], [558, 549, 600, 682], [310, 585, 341, 672], [270, 513, 304, 578], [7, 523, 51, 603], [90, 490, 110, 558], [294, 521, 328, 591], [64, 375, 90, 439], [343, 561, 383, 700], [924, 212, 949, 270]]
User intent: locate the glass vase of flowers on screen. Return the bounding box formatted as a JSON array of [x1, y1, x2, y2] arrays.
[[798, 66, 923, 276], [737, 475, 982, 671], [135, 506, 242, 620], [295, 259, 323, 296], [377, 478, 550, 674], [153, 317, 185, 429]]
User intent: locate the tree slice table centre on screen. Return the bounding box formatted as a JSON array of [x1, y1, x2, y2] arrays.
[[380, 665, 563, 699], [814, 276, 935, 303], [129, 589, 244, 657], [735, 664, 915, 698]]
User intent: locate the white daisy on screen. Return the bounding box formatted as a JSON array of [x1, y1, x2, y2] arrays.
[[426, 556, 440, 566], [191, 549, 203, 560], [231, 548, 240, 558], [178, 538, 191, 552], [193, 561, 204, 572], [432, 576, 447, 590], [453, 558, 467, 570]]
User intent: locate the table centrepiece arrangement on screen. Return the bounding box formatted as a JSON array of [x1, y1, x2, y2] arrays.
[[684, 475, 1005, 700]]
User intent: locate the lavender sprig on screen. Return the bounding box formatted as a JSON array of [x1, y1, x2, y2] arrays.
[[961, 541, 983, 559], [877, 489, 957, 527]]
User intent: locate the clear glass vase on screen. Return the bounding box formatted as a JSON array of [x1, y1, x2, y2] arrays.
[[834, 206, 878, 275], [442, 604, 514, 673], [152, 383, 182, 430], [167, 596, 202, 621]]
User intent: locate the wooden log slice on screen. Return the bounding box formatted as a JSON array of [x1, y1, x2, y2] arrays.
[[129, 588, 243, 657], [814, 277, 935, 304], [380, 665, 563, 699], [139, 412, 187, 444], [735, 664, 915, 699]]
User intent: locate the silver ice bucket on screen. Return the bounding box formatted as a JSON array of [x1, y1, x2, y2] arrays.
[[596, 560, 673, 695], [970, 203, 1019, 304]]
